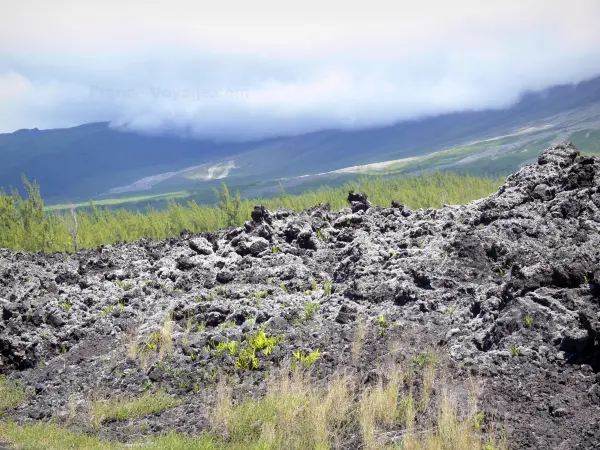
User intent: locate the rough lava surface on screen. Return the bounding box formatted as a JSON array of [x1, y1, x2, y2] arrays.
[[1, 143, 599, 449]]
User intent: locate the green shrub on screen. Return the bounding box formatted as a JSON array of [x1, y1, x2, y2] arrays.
[[0, 173, 501, 253]]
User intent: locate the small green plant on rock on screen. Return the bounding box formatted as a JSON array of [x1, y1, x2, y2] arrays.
[[510, 344, 519, 357], [140, 318, 173, 360], [413, 352, 437, 369], [474, 411, 485, 431], [219, 320, 236, 330], [247, 327, 280, 356], [311, 277, 319, 291], [211, 327, 280, 371], [303, 301, 319, 321], [523, 315, 533, 328], [583, 272, 590, 284], [252, 290, 268, 307], [114, 279, 133, 291], [444, 306, 457, 317], [292, 349, 320, 369], [211, 341, 240, 358], [324, 279, 332, 296], [377, 315, 389, 336], [235, 348, 259, 370], [144, 331, 161, 352], [183, 318, 194, 346]]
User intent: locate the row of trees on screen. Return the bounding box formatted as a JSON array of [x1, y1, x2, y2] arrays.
[[0, 173, 502, 253]]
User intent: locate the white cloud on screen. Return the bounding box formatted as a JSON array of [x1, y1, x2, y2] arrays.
[[0, 71, 30, 102], [1, 0, 600, 137]]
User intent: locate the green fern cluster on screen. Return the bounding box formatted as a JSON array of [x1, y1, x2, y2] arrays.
[[209, 327, 280, 371], [292, 349, 321, 369]]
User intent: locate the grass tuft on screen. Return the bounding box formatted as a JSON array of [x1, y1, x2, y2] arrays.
[[90, 390, 182, 429], [0, 376, 27, 416]]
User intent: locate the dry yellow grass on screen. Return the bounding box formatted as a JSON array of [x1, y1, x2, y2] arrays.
[[211, 381, 234, 437], [401, 386, 506, 450], [360, 365, 404, 449], [211, 369, 355, 450], [1, 357, 507, 450], [352, 317, 368, 362], [90, 390, 182, 429], [158, 317, 174, 359]]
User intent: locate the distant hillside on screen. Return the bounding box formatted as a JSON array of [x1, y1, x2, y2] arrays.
[[2, 74, 600, 203], [0, 123, 248, 201]]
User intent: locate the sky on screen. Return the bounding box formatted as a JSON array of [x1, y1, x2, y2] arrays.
[[1, 0, 600, 140]]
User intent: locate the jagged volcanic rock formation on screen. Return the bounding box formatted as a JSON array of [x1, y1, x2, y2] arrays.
[[1, 143, 599, 448]]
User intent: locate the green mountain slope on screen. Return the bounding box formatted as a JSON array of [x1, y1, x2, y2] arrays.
[[2, 74, 600, 204]]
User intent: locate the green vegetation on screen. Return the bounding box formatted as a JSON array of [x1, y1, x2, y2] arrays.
[[91, 390, 183, 428], [569, 128, 600, 155], [137, 318, 174, 361], [302, 301, 320, 321], [413, 352, 437, 369], [376, 314, 389, 336], [292, 349, 321, 369], [510, 344, 519, 357], [45, 190, 192, 211], [1, 173, 501, 253], [0, 363, 508, 450], [0, 376, 27, 417], [211, 341, 240, 359], [324, 279, 332, 296], [252, 290, 268, 307], [523, 315, 533, 329], [208, 327, 280, 371]]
